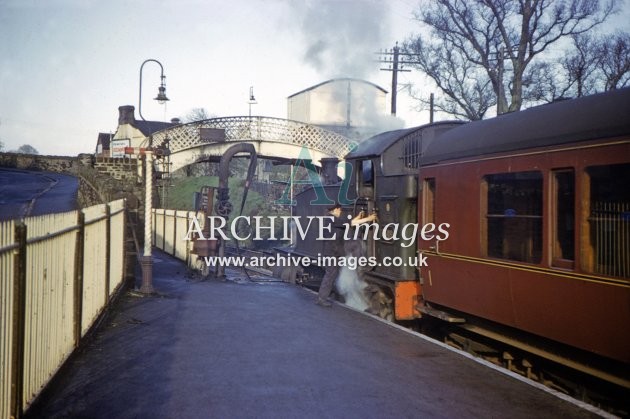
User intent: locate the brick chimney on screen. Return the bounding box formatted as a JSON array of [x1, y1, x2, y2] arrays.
[[118, 105, 136, 125]]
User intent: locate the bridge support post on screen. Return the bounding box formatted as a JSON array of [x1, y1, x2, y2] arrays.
[[139, 150, 155, 294]]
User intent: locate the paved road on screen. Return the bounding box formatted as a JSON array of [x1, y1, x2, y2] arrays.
[[27, 250, 601, 419], [0, 168, 79, 221]]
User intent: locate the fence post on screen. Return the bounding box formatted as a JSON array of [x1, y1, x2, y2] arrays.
[[172, 211, 177, 257], [73, 212, 85, 346], [186, 211, 192, 266], [104, 204, 111, 303], [162, 209, 166, 250], [124, 201, 131, 285], [11, 222, 27, 419]]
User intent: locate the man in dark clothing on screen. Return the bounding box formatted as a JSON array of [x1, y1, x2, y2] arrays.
[[316, 205, 377, 307], [316, 204, 343, 307]]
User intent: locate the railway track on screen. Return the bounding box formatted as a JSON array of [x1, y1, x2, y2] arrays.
[[417, 315, 630, 417]]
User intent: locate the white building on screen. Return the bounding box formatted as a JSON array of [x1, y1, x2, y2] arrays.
[[287, 78, 390, 139]]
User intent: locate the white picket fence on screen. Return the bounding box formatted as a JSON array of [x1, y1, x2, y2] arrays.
[[0, 199, 127, 418], [152, 209, 205, 268]]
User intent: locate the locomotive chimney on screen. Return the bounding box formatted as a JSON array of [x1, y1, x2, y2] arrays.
[[320, 157, 339, 185], [118, 105, 136, 125]]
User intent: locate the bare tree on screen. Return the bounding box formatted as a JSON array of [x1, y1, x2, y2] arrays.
[[185, 107, 214, 123], [17, 144, 38, 155], [548, 31, 630, 100], [0, 139, 4, 152], [404, 0, 617, 119], [560, 33, 601, 98], [405, 37, 495, 120], [598, 31, 630, 90]]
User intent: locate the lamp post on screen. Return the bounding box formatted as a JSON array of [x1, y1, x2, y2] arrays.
[[248, 86, 257, 118], [137, 58, 170, 294], [139, 59, 169, 121]]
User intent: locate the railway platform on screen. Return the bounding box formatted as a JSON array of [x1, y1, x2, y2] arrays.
[[28, 250, 602, 418]]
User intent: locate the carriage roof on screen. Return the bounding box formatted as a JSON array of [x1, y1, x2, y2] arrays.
[[345, 121, 463, 160], [421, 87, 630, 165]]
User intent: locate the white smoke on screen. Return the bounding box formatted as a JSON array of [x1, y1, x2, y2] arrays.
[[286, 1, 408, 138], [288, 0, 390, 79], [336, 260, 370, 311]]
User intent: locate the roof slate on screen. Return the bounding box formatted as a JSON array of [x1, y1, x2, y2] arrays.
[[133, 120, 177, 136]]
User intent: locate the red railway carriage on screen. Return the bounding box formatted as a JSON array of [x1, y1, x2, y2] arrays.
[[417, 88, 630, 384]]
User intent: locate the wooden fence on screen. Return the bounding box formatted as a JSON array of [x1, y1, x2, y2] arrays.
[[152, 209, 205, 268], [0, 199, 127, 418]]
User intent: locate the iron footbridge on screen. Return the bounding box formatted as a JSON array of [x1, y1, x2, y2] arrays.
[[151, 116, 355, 173]]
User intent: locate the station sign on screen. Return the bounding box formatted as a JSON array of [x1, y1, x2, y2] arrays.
[[111, 139, 130, 158]]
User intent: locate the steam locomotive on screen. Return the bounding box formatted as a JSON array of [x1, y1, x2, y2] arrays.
[[292, 87, 630, 400]]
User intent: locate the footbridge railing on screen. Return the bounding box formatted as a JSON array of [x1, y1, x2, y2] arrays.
[[152, 116, 355, 159]]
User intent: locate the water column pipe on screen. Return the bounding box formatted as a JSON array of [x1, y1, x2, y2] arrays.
[[215, 143, 258, 278]]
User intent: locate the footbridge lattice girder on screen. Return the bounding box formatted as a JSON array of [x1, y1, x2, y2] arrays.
[[150, 116, 354, 172], [164, 141, 333, 174]]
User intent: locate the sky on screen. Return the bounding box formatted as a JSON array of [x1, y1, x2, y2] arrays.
[[0, 0, 628, 156]]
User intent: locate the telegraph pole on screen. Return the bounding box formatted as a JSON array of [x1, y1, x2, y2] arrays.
[[377, 42, 415, 116]]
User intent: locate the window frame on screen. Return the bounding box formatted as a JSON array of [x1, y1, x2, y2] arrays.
[[482, 171, 544, 264]]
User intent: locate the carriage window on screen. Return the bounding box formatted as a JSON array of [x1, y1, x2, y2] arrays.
[[403, 134, 422, 169], [484, 171, 542, 263], [552, 170, 575, 268], [585, 163, 630, 278]]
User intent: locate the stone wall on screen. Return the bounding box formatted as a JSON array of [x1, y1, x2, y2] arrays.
[[0, 152, 89, 172], [0, 152, 144, 208], [94, 157, 141, 182], [0, 151, 150, 282], [1, 151, 155, 241]]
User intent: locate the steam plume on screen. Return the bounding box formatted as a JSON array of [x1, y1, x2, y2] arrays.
[[336, 262, 370, 311], [289, 0, 389, 79]]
